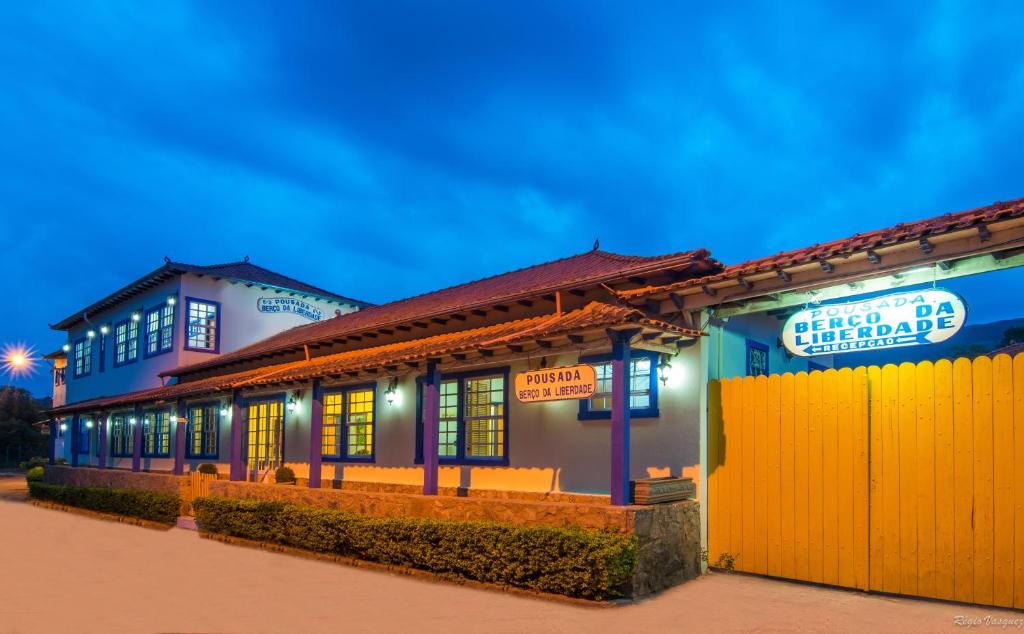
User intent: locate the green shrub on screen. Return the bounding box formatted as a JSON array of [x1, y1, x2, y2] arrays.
[[55, 458, 67, 465], [193, 497, 636, 599], [25, 466, 44, 482], [18, 457, 48, 471], [274, 466, 295, 483], [28, 482, 180, 525], [197, 463, 219, 475]]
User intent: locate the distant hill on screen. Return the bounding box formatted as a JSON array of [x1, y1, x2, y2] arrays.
[[834, 317, 1024, 368]]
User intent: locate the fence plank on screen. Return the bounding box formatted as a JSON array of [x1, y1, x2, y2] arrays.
[[882, 363, 902, 594], [916, 361, 937, 599], [794, 371, 810, 582], [853, 368, 870, 590], [868, 365, 885, 591], [993, 354, 1015, 608], [766, 374, 783, 578], [934, 359, 956, 601], [1014, 354, 1024, 609], [973, 356, 995, 606], [708, 380, 723, 564], [742, 376, 757, 572], [730, 377, 745, 563], [836, 368, 855, 589], [807, 370, 825, 584], [953, 357, 975, 604], [754, 376, 769, 575], [780, 372, 796, 580]]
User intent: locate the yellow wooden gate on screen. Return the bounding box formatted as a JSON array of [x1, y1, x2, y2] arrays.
[[707, 353, 1024, 609]]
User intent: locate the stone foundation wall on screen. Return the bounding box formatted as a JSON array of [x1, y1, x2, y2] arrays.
[[305, 478, 612, 506], [43, 465, 188, 498], [207, 480, 700, 596]]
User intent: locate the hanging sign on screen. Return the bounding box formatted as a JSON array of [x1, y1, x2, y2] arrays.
[[257, 297, 324, 322], [782, 288, 967, 357], [514, 364, 597, 403]]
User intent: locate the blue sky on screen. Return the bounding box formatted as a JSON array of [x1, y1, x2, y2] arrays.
[[2, 1, 1024, 396]]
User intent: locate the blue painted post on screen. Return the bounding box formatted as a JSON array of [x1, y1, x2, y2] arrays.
[[230, 392, 245, 481], [308, 380, 323, 488], [609, 329, 641, 506], [97, 411, 108, 469], [70, 414, 80, 467], [422, 360, 441, 496], [131, 405, 143, 472], [173, 399, 186, 475]]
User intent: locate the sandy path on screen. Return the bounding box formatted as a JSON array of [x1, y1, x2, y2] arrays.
[[0, 477, 1016, 633]]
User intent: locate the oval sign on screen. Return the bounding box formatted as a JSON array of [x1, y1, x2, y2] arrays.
[[782, 288, 967, 357], [514, 364, 597, 403]]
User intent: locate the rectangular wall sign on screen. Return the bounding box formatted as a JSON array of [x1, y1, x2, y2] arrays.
[[257, 297, 324, 322], [514, 364, 597, 403], [782, 288, 967, 357]]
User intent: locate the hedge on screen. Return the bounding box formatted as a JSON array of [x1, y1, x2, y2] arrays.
[[28, 482, 180, 525], [194, 497, 636, 599]]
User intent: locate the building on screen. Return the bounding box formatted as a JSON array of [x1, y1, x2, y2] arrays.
[[44, 198, 1024, 606], [48, 257, 366, 464]]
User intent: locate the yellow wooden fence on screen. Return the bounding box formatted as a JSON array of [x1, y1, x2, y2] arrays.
[[707, 353, 1024, 609]]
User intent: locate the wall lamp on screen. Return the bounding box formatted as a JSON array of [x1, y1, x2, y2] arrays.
[[657, 353, 673, 386], [384, 377, 399, 406], [286, 397, 297, 412]]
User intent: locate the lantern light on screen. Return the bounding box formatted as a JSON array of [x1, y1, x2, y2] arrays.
[[87, 330, 96, 338], [129, 417, 137, 425], [384, 377, 400, 406], [62, 343, 70, 352], [167, 295, 176, 306], [85, 420, 94, 429], [59, 423, 68, 432], [286, 398, 297, 412], [657, 353, 673, 386], [219, 406, 230, 417], [100, 325, 109, 335], [131, 312, 141, 322], [170, 414, 178, 423]]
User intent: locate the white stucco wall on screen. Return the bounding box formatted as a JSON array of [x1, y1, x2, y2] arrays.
[[712, 312, 835, 380]]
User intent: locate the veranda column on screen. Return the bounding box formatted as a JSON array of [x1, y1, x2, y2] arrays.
[[229, 391, 245, 481], [97, 411, 108, 469], [422, 360, 441, 496], [609, 328, 641, 506], [70, 414, 80, 467], [173, 398, 187, 476], [308, 380, 323, 489], [131, 404, 143, 472]]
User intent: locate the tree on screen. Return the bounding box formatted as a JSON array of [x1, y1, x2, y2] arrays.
[[0, 386, 46, 466], [999, 327, 1024, 348]]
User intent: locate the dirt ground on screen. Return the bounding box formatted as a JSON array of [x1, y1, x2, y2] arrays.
[[0, 476, 1019, 633]]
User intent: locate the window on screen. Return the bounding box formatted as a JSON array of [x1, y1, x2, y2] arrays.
[[110, 414, 134, 457], [53, 366, 66, 387], [185, 298, 220, 352], [246, 399, 284, 472], [578, 350, 659, 419], [746, 340, 770, 377], [145, 304, 174, 357], [73, 337, 92, 378], [76, 417, 91, 454], [142, 410, 171, 457], [113, 319, 139, 366], [322, 386, 376, 461], [186, 404, 219, 459], [416, 370, 508, 465]]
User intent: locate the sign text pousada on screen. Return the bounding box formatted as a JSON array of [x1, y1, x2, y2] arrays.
[[514, 364, 597, 403]]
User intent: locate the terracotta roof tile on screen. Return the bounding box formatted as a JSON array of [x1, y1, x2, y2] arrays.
[[164, 249, 717, 378], [619, 197, 1024, 299], [51, 302, 701, 414]]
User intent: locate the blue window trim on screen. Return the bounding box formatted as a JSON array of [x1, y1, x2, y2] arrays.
[[143, 302, 175, 359], [141, 409, 172, 458], [414, 366, 510, 466], [321, 382, 377, 464], [241, 393, 287, 467], [72, 337, 92, 378], [112, 318, 139, 368], [183, 296, 222, 354], [76, 417, 91, 454], [746, 339, 770, 376], [577, 349, 660, 420], [185, 401, 221, 460], [109, 412, 134, 457]]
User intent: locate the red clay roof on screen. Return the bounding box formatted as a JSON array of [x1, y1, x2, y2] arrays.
[[618, 197, 1024, 299], [52, 259, 368, 331], [164, 248, 718, 378], [51, 302, 701, 414]]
